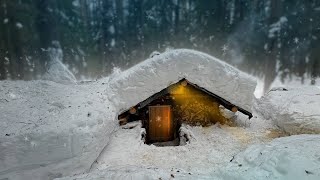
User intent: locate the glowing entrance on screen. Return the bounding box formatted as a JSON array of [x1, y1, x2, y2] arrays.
[[118, 78, 253, 145], [148, 105, 173, 142]]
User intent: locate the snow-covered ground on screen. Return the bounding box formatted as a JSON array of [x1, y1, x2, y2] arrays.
[[1, 80, 319, 180], [57, 114, 283, 180], [57, 134, 320, 180], [254, 73, 320, 98], [91, 119, 277, 172], [219, 134, 320, 180], [0, 80, 117, 180], [1, 49, 320, 180]]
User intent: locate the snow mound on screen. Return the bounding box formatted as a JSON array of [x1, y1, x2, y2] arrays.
[[255, 86, 320, 134], [219, 134, 320, 180], [43, 42, 77, 85], [0, 80, 116, 180], [107, 49, 256, 113]]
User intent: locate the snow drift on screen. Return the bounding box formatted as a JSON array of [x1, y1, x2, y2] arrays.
[[0, 80, 116, 180], [57, 130, 320, 180], [219, 134, 320, 180], [107, 49, 257, 113], [256, 86, 320, 134]]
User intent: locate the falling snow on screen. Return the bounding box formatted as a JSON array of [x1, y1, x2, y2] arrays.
[[3, 18, 9, 24], [16, 22, 23, 29], [222, 44, 229, 55]]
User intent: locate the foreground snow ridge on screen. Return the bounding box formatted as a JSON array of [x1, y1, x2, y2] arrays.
[[107, 49, 257, 114], [57, 130, 320, 180], [0, 80, 117, 180], [220, 135, 320, 180]]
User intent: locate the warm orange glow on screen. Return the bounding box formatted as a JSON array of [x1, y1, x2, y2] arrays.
[[170, 85, 185, 94], [170, 84, 230, 126], [167, 107, 170, 137], [148, 105, 173, 142]]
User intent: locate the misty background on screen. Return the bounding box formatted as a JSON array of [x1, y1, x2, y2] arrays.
[[0, 0, 320, 93]]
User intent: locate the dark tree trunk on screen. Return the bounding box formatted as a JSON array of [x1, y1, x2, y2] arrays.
[[174, 0, 180, 34], [0, 0, 6, 79], [35, 0, 56, 75], [3, 0, 18, 79], [263, 0, 282, 93]]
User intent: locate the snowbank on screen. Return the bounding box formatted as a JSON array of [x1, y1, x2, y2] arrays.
[[57, 133, 320, 180], [255, 86, 320, 134], [107, 49, 256, 113], [56, 122, 256, 180], [219, 134, 320, 180], [0, 80, 117, 180], [56, 118, 288, 180]]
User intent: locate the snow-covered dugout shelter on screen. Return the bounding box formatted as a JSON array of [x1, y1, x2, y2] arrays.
[[108, 49, 256, 144]]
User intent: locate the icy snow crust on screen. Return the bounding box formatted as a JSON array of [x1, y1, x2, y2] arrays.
[[107, 49, 256, 113], [0, 80, 117, 180], [256, 86, 320, 134]]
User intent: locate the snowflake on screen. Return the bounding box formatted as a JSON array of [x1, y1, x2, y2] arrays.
[[197, 64, 205, 71], [31, 141, 37, 148], [156, 116, 161, 122], [222, 44, 229, 55], [16, 22, 23, 29], [149, 67, 156, 74], [24, 136, 29, 142], [294, 37, 299, 44]]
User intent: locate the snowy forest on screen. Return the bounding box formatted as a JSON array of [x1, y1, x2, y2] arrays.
[[2, 1, 320, 180], [0, 0, 320, 91]]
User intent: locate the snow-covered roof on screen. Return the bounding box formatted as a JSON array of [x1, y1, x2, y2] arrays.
[[107, 49, 256, 114]]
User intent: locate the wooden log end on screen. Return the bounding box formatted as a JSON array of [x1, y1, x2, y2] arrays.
[[129, 107, 136, 114], [181, 80, 188, 86], [231, 106, 238, 113], [119, 117, 128, 125]]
